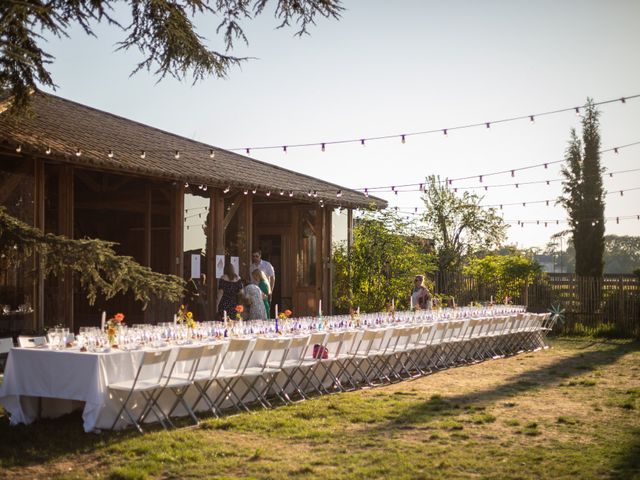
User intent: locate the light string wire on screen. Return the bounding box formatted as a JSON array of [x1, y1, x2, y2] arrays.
[[226, 94, 639, 153], [352, 141, 640, 194]]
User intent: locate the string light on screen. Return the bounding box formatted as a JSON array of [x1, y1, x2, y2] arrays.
[[226, 93, 640, 152], [336, 190, 343, 198], [266, 190, 271, 196], [252, 187, 257, 194], [209, 149, 215, 158], [401, 135, 406, 144], [223, 186, 230, 193], [108, 149, 114, 158], [352, 150, 640, 194], [16, 145, 22, 153], [283, 146, 287, 153], [45, 147, 51, 155], [321, 143, 326, 152], [289, 191, 294, 197], [174, 150, 180, 159], [75, 148, 82, 157], [243, 189, 248, 195], [140, 150, 146, 159], [280, 189, 285, 196]]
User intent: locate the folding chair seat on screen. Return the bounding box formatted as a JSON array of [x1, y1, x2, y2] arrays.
[[17, 336, 46, 348], [212, 338, 255, 413], [162, 345, 206, 425], [109, 348, 172, 433], [190, 342, 227, 417], [482, 316, 508, 358], [234, 337, 292, 409], [459, 318, 485, 363]]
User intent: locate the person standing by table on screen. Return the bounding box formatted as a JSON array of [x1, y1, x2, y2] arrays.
[[250, 249, 275, 296], [216, 262, 244, 321], [411, 275, 433, 310], [252, 269, 271, 318]]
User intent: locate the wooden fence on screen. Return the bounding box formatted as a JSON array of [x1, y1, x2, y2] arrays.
[[433, 272, 640, 338]]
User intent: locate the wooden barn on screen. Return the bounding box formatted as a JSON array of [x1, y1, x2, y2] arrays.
[[0, 93, 385, 334]]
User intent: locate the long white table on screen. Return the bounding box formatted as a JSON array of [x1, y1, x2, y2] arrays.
[[0, 312, 551, 432]]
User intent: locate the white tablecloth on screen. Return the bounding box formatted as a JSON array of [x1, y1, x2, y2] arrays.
[[0, 347, 143, 432]]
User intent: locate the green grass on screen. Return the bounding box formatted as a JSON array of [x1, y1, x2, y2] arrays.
[[1, 338, 639, 479]]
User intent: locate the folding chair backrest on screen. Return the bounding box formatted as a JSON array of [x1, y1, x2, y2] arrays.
[[285, 335, 310, 361], [252, 337, 291, 369], [198, 342, 226, 377], [220, 338, 254, 374], [135, 349, 172, 385], [0, 337, 13, 354], [165, 345, 205, 382], [17, 336, 46, 348], [304, 332, 328, 360]]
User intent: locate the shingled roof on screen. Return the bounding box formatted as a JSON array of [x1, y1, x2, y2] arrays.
[[0, 92, 386, 209]]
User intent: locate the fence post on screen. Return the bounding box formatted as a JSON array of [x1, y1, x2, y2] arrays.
[[618, 276, 625, 333]]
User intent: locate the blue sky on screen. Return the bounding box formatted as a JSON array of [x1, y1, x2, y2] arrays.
[[41, 0, 640, 248]]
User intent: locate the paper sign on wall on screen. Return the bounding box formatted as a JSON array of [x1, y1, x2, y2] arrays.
[[216, 255, 225, 278], [191, 254, 201, 279], [230, 256, 240, 276]]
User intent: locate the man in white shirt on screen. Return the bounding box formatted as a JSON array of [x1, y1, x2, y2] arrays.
[[250, 249, 275, 292]]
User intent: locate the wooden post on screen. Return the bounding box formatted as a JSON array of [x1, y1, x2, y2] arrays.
[[210, 190, 225, 319], [60, 165, 74, 330], [34, 158, 44, 332], [143, 185, 152, 323]]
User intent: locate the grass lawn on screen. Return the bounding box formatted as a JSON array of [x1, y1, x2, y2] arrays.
[[1, 337, 639, 479]]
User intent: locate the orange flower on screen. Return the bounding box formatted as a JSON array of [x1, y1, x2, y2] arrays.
[[284, 309, 292, 317], [235, 305, 244, 313], [114, 313, 125, 323]]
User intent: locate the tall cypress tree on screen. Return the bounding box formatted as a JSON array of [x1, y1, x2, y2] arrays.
[[559, 99, 605, 276]]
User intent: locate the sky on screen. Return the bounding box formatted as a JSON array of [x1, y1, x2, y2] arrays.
[[39, 0, 640, 249]]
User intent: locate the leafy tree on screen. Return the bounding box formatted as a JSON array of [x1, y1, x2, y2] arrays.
[[603, 235, 640, 274], [421, 175, 507, 278], [332, 210, 435, 313], [0, 207, 184, 306], [558, 99, 605, 276], [464, 253, 542, 302], [0, 0, 343, 113]]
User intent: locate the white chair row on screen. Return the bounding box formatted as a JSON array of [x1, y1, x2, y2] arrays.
[[103, 312, 554, 432]]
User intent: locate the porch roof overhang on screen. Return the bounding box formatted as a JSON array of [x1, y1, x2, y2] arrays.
[[0, 93, 386, 210]]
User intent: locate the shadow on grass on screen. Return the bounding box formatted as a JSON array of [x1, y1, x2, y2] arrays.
[[390, 339, 639, 426], [612, 427, 640, 479], [0, 409, 157, 469]]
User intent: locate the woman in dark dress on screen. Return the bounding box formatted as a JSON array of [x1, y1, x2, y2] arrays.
[[216, 262, 244, 321]]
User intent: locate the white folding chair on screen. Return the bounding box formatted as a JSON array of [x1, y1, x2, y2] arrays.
[[17, 336, 46, 348], [292, 332, 329, 398], [212, 338, 255, 413], [109, 349, 172, 433], [163, 345, 206, 426], [235, 337, 292, 409], [339, 329, 387, 389], [267, 335, 310, 403], [314, 330, 358, 393], [190, 342, 227, 418], [0, 337, 13, 373]]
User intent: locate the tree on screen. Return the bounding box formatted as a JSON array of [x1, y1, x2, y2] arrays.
[[464, 253, 542, 303], [0, 207, 184, 306], [332, 210, 435, 313], [603, 235, 640, 274], [558, 99, 605, 276], [421, 175, 507, 279], [0, 0, 343, 113]]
